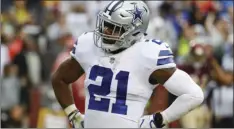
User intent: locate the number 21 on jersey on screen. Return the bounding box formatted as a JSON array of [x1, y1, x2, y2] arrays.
[[88, 65, 129, 115]]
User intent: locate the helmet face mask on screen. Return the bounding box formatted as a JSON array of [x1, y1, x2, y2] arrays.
[[94, 1, 150, 52], [95, 12, 127, 44]]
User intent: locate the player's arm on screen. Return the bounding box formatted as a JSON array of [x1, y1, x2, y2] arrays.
[[52, 33, 87, 110], [52, 57, 85, 128], [139, 40, 204, 128], [52, 57, 84, 109], [147, 67, 204, 127], [210, 57, 233, 85], [52, 34, 86, 128]]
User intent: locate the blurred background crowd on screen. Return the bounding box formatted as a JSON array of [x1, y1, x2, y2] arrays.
[[1, 0, 233, 128]]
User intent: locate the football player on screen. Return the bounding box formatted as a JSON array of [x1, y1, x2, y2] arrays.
[[52, 1, 204, 128]]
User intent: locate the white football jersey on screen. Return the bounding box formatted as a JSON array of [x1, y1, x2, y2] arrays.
[[70, 32, 176, 128]]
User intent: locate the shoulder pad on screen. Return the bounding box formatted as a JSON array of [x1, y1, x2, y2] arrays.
[[70, 32, 94, 62], [140, 39, 176, 70]]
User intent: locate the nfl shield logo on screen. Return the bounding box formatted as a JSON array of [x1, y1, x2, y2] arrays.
[[110, 57, 115, 64]]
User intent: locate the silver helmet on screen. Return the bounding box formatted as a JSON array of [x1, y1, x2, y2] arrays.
[[94, 1, 150, 52]]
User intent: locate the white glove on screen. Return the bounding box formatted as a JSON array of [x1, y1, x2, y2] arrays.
[[68, 110, 84, 128], [65, 104, 84, 128], [138, 115, 156, 128]]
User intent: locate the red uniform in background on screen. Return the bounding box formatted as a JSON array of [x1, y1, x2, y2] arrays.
[[177, 43, 212, 88], [8, 38, 23, 61], [177, 62, 211, 89]]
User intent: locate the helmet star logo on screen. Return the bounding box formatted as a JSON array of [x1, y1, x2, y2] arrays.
[[126, 4, 144, 24]]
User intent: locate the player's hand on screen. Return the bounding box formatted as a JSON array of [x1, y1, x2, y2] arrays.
[[68, 110, 84, 128], [65, 104, 84, 128], [139, 113, 165, 128], [139, 114, 156, 128]]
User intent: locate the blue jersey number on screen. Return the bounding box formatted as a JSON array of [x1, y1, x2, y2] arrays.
[[88, 65, 129, 115]]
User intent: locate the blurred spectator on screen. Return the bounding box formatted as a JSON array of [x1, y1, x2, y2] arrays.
[[205, 12, 229, 53], [178, 41, 212, 88], [146, 1, 177, 51], [8, 0, 31, 25], [26, 0, 43, 25], [57, 1, 89, 35], [13, 36, 42, 86], [1, 105, 25, 128], [219, 1, 234, 13], [1, 64, 20, 111], [206, 47, 233, 127], [188, 1, 209, 26], [1, 0, 13, 12], [59, 1, 84, 14], [176, 24, 196, 59], [225, 5, 233, 35], [7, 25, 25, 61], [19, 75, 31, 114], [47, 14, 68, 42], [195, 1, 216, 14], [1, 64, 31, 128], [146, 1, 164, 17], [43, 1, 60, 11], [65, 4, 91, 38], [1, 36, 10, 76]]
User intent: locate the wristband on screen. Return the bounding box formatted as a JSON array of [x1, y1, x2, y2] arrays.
[[64, 104, 77, 116]]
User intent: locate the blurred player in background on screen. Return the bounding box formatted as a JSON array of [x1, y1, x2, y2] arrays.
[[52, 1, 204, 128], [206, 33, 233, 128]]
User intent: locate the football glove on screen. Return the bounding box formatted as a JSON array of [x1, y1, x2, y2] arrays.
[[65, 104, 84, 128], [139, 113, 165, 128], [68, 110, 84, 128]]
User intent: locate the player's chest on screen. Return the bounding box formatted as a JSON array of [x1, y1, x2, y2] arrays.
[[84, 49, 137, 73], [83, 53, 142, 91], [85, 55, 135, 83], [82, 51, 152, 115], [82, 47, 147, 90]]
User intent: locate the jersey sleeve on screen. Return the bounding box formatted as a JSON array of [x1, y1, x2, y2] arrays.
[[70, 32, 87, 63], [70, 38, 79, 61], [141, 39, 176, 75]]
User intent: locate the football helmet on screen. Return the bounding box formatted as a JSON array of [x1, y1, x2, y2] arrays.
[[94, 1, 150, 52]]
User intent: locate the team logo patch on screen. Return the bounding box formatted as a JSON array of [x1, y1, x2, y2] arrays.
[[126, 3, 145, 25]]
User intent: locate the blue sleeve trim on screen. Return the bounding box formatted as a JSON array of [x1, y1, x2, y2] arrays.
[[157, 57, 174, 66], [158, 50, 173, 57]]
